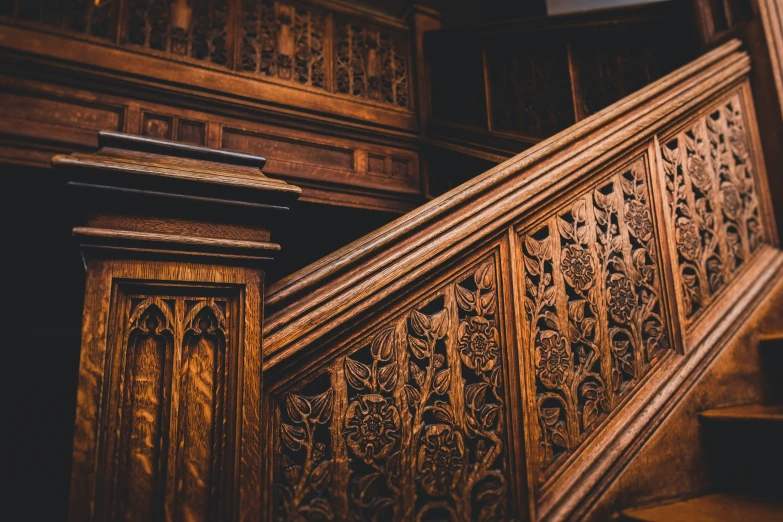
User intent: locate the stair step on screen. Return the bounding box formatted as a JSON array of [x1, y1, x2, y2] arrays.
[[622, 494, 783, 522], [699, 404, 783, 422]]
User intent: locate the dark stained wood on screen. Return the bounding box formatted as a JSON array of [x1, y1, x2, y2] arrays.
[[57, 131, 300, 522], [621, 494, 783, 522], [257, 39, 782, 522], [0, 0, 430, 213]]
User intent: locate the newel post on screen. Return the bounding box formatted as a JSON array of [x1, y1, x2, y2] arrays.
[[54, 132, 301, 522]]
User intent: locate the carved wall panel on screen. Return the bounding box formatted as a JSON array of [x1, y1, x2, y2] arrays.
[[519, 156, 673, 482], [272, 255, 516, 521], [102, 290, 236, 522], [334, 19, 410, 108], [659, 92, 766, 325], [125, 0, 231, 66], [240, 0, 326, 88]]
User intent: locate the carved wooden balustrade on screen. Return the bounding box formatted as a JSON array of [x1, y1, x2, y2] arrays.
[[260, 39, 781, 521], [59, 39, 783, 522]]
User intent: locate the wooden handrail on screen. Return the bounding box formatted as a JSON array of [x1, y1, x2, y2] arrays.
[[261, 38, 782, 521]]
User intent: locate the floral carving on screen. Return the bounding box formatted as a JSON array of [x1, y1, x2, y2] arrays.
[[561, 244, 595, 291], [457, 316, 500, 372], [417, 425, 466, 497], [535, 331, 571, 388], [661, 93, 765, 322], [344, 394, 400, 464], [274, 257, 511, 521], [523, 157, 671, 479], [607, 274, 635, 323], [624, 199, 654, 241]]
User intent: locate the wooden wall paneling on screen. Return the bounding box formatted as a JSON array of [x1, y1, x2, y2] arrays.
[[757, 0, 783, 120], [54, 132, 300, 522], [260, 40, 783, 521]]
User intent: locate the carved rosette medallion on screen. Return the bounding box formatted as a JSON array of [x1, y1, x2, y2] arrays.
[[660, 93, 765, 323], [274, 257, 513, 521], [521, 157, 672, 480]]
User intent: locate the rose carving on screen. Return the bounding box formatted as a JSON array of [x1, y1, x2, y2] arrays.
[[417, 424, 466, 496], [457, 316, 500, 372], [561, 244, 595, 291], [624, 200, 653, 242], [687, 156, 712, 192], [344, 394, 400, 464], [607, 273, 635, 323], [536, 330, 571, 388], [720, 182, 742, 221], [675, 217, 701, 261]]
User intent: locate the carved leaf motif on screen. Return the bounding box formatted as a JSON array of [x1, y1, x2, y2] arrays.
[[286, 393, 311, 423], [408, 335, 430, 360], [542, 286, 557, 307], [456, 284, 476, 311], [432, 400, 455, 423], [525, 236, 542, 256], [310, 461, 331, 487], [281, 423, 306, 451], [481, 290, 497, 315], [466, 382, 489, 409], [541, 407, 560, 426], [409, 362, 425, 386], [378, 363, 398, 392], [371, 327, 396, 361], [345, 357, 371, 390], [474, 262, 495, 290], [310, 389, 334, 424], [524, 255, 540, 276], [433, 369, 451, 395], [568, 300, 586, 322], [404, 384, 421, 405], [430, 309, 449, 339], [410, 309, 431, 336]]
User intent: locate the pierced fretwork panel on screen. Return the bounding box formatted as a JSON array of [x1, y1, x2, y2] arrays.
[[273, 255, 515, 521], [240, 0, 326, 88], [335, 20, 410, 108], [105, 293, 234, 522], [659, 93, 766, 324], [520, 156, 673, 481], [125, 0, 231, 67]]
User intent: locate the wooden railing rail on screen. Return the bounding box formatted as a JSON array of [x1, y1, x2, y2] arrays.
[[261, 39, 782, 521]]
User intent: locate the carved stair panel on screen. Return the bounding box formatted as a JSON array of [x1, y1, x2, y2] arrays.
[[519, 155, 674, 484], [658, 91, 767, 327], [271, 253, 520, 522]]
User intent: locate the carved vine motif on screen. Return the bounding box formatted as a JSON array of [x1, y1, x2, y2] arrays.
[[660, 94, 764, 322], [335, 21, 410, 107], [522, 158, 671, 479], [111, 296, 231, 521], [240, 0, 326, 88], [275, 259, 511, 521], [126, 0, 230, 66]]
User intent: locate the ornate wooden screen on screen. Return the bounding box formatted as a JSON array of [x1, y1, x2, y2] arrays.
[[260, 40, 782, 521]]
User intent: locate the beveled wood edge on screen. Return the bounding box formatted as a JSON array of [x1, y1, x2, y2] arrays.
[[73, 227, 280, 252], [263, 40, 747, 358], [546, 247, 783, 522]]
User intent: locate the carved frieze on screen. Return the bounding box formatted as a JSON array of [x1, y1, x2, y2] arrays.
[[659, 93, 765, 323], [274, 257, 513, 521], [520, 157, 672, 480]]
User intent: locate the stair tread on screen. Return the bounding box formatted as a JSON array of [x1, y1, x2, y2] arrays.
[[623, 494, 783, 522], [699, 403, 783, 422]]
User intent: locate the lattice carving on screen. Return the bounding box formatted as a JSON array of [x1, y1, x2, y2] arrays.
[[521, 157, 672, 479], [108, 295, 232, 522], [126, 0, 230, 66], [240, 0, 326, 88], [275, 257, 512, 521], [660, 94, 765, 322], [335, 21, 410, 107]]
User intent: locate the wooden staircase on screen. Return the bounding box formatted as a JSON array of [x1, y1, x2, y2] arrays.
[[622, 333, 783, 521]]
